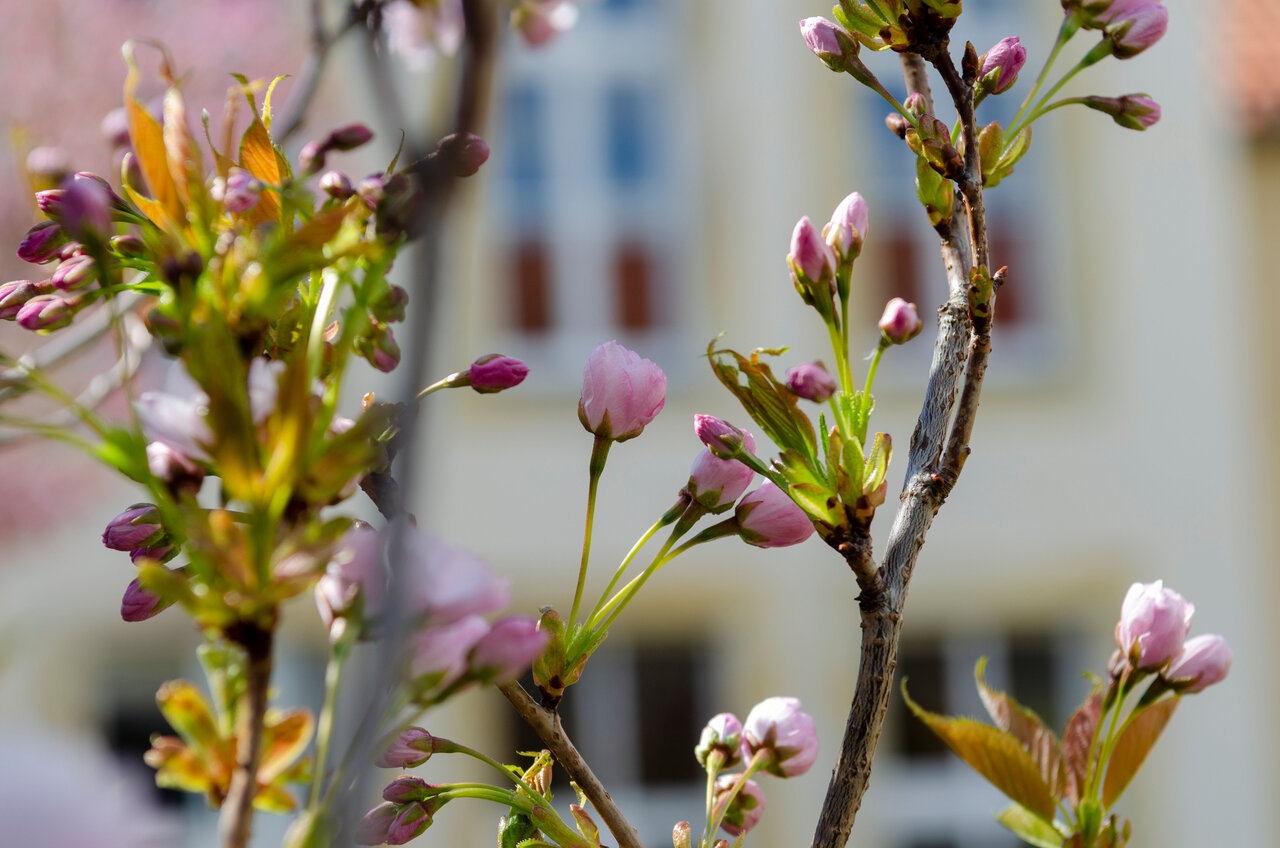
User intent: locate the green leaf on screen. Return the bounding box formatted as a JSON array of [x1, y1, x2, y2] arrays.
[[1061, 688, 1102, 805], [706, 341, 817, 461], [156, 679, 232, 768], [1102, 696, 1179, 806], [862, 432, 892, 496], [997, 804, 1067, 848], [975, 658, 1064, 792], [902, 680, 1057, 821]]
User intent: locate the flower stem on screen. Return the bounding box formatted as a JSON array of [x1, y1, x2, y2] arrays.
[[308, 629, 354, 810], [568, 436, 610, 627]]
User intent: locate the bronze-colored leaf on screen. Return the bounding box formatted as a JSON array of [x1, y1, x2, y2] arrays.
[[259, 708, 314, 783], [156, 679, 232, 769], [122, 43, 181, 224], [706, 341, 817, 461], [1102, 696, 1179, 807], [253, 782, 298, 813], [903, 681, 1057, 821], [1062, 689, 1103, 805], [974, 657, 1064, 793], [239, 117, 281, 224], [145, 735, 211, 795]]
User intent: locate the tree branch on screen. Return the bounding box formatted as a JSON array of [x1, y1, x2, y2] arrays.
[[498, 680, 645, 848], [219, 621, 276, 848], [810, 48, 995, 848]]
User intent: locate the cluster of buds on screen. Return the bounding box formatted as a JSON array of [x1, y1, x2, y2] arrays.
[[1113, 580, 1231, 692], [680, 698, 818, 842]]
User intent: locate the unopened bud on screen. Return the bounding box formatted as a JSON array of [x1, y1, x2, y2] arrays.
[[103, 504, 162, 551], [977, 37, 1027, 94], [904, 93, 928, 119], [17, 221, 68, 264], [694, 414, 746, 459], [319, 170, 353, 199], [16, 293, 81, 331], [214, 167, 262, 214], [436, 132, 491, 177], [376, 727, 435, 768], [382, 776, 433, 804], [694, 712, 744, 769], [1083, 93, 1161, 130], [327, 123, 375, 151], [799, 17, 858, 72], [121, 577, 170, 622], [468, 354, 529, 393], [786, 362, 837, 402], [109, 234, 146, 258], [387, 802, 433, 845], [51, 254, 96, 291], [0, 280, 50, 319], [878, 297, 922, 344]]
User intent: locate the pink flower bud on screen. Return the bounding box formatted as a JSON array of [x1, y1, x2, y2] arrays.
[[1084, 94, 1161, 130], [714, 776, 766, 836], [1163, 634, 1231, 693], [1104, 1, 1167, 58], [17, 221, 68, 264], [376, 727, 435, 769], [215, 168, 262, 214], [741, 696, 819, 777], [688, 429, 756, 511], [1115, 580, 1194, 669], [382, 776, 433, 804], [785, 362, 837, 403], [387, 801, 433, 845], [468, 616, 549, 682], [328, 124, 375, 151], [299, 140, 326, 175], [355, 802, 399, 845], [788, 216, 836, 283], [16, 293, 81, 331], [578, 341, 667, 442], [130, 544, 174, 564], [408, 532, 510, 624], [61, 173, 114, 242], [319, 170, 354, 199], [103, 504, 162, 551], [800, 17, 853, 70], [469, 354, 529, 393], [735, 483, 814, 548], [695, 712, 744, 769], [878, 297, 922, 344], [978, 37, 1027, 94], [146, 441, 204, 490], [825, 191, 869, 258], [121, 577, 169, 622], [511, 1, 578, 47], [693, 414, 748, 459], [0, 280, 50, 319], [904, 92, 928, 118], [51, 254, 96, 291], [436, 132, 491, 178]]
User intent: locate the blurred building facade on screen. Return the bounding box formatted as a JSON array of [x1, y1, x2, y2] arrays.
[[0, 1, 1276, 847]]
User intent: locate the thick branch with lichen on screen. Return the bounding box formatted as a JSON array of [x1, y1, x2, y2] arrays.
[[811, 47, 997, 848]]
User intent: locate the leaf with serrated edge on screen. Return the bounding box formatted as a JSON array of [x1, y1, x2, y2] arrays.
[[975, 657, 1064, 792], [1062, 688, 1102, 805], [1102, 696, 1179, 807], [996, 804, 1067, 848], [903, 680, 1056, 821]]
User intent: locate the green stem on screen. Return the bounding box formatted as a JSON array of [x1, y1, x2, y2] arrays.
[[587, 536, 678, 633], [1008, 14, 1075, 133], [825, 321, 853, 438], [585, 512, 674, 627], [415, 377, 453, 400], [1086, 673, 1131, 802], [445, 741, 551, 807], [307, 630, 353, 810], [704, 750, 767, 844], [306, 268, 340, 379], [856, 341, 889, 444], [568, 436, 610, 627], [1007, 41, 1111, 142]]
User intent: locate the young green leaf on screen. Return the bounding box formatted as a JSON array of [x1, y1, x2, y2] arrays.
[[996, 803, 1068, 848]]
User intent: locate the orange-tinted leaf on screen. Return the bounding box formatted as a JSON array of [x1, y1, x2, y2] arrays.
[[145, 735, 211, 794], [1062, 689, 1103, 805], [903, 681, 1057, 821], [259, 708, 314, 782], [1102, 696, 1179, 806], [122, 42, 180, 223], [156, 679, 230, 767], [975, 658, 1064, 792], [239, 117, 281, 224], [707, 340, 817, 461], [288, 203, 351, 250], [253, 781, 298, 813], [163, 87, 203, 206]]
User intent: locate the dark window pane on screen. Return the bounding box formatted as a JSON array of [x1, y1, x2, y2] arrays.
[[511, 239, 552, 332], [103, 703, 185, 808], [605, 85, 649, 187], [882, 221, 925, 311], [895, 638, 948, 760], [505, 83, 547, 212], [614, 241, 655, 330], [636, 644, 701, 785], [1008, 633, 1059, 728], [988, 223, 1026, 326]]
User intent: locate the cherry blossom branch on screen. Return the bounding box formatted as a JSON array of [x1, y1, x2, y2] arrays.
[[497, 680, 645, 848], [219, 622, 275, 848], [811, 48, 997, 848]]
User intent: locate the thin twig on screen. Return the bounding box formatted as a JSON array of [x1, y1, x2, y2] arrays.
[[498, 680, 645, 848], [811, 47, 995, 848], [219, 622, 276, 848]]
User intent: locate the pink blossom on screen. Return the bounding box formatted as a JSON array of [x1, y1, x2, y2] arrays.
[[879, 297, 922, 344], [410, 614, 490, 683], [468, 616, 549, 682], [799, 17, 842, 58], [355, 802, 399, 846], [978, 37, 1027, 94], [1115, 580, 1194, 669], [695, 712, 744, 768], [693, 414, 748, 459], [1104, 1, 1168, 58], [714, 776, 766, 836], [735, 483, 813, 548], [824, 191, 869, 258], [741, 696, 819, 778], [407, 532, 510, 624], [785, 362, 836, 403], [1163, 634, 1231, 692], [315, 526, 385, 631], [578, 341, 667, 442], [468, 354, 529, 393], [376, 727, 435, 769], [788, 216, 835, 283], [512, 1, 579, 47], [387, 802, 433, 844], [688, 429, 757, 511], [102, 504, 161, 552]]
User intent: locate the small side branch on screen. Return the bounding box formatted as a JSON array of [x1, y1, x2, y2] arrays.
[[219, 622, 276, 848], [498, 680, 645, 848]]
